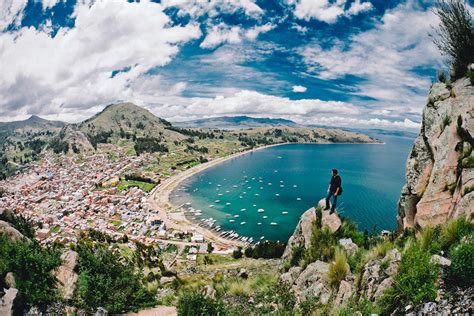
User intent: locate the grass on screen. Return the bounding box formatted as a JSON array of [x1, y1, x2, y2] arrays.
[[328, 248, 350, 288], [109, 219, 121, 227], [116, 180, 156, 193], [51, 225, 61, 234]]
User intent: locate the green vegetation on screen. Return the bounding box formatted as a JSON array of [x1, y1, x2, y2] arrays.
[[379, 243, 439, 313], [134, 137, 169, 155], [449, 239, 474, 286], [432, 0, 474, 79], [243, 240, 286, 259], [437, 69, 447, 82], [0, 234, 61, 308], [177, 290, 226, 316], [0, 212, 35, 239], [441, 112, 452, 132], [73, 240, 156, 313], [49, 137, 69, 154], [117, 180, 157, 193], [328, 248, 349, 288]]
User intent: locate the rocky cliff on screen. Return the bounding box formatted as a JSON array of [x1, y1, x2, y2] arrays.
[[398, 78, 474, 231]]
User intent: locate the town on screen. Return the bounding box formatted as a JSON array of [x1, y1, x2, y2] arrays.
[[0, 149, 236, 269]]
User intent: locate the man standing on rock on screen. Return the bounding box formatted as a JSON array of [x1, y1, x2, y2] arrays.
[[325, 169, 342, 214]]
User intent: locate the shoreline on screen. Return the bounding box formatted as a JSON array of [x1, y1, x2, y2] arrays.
[[148, 140, 383, 248]]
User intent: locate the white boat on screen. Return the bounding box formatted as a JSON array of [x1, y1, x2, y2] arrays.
[[234, 215, 240, 218], [257, 222, 262, 225], [240, 222, 246, 225], [209, 205, 214, 208], [282, 211, 288, 215], [270, 222, 278, 225], [258, 209, 265, 213], [241, 208, 246, 211], [218, 193, 223, 196], [254, 193, 260, 196], [260, 236, 265, 240], [262, 215, 268, 219], [229, 219, 235, 223], [275, 193, 280, 196], [297, 197, 302, 201], [215, 200, 220, 203], [293, 185, 297, 188], [226, 202, 231, 205]]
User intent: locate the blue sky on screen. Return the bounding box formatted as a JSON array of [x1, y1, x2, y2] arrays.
[[0, 0, 472, 129]]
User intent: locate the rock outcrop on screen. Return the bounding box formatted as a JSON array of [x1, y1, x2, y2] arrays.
[[398, 78, 474, 230], [59, 125, 95, 153], [55, 250, 79, 300], [0, 220, 25, 242], [282, 199, 341, 262]]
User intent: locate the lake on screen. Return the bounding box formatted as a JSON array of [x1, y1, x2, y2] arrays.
[[170, 134, 414, 242]]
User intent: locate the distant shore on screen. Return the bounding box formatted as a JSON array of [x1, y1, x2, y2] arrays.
[[148, 140, 382, 248]]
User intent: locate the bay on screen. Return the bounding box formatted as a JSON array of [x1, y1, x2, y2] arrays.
[[170, 134, 414, 242]]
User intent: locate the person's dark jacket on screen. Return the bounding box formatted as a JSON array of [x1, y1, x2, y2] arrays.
[[329, 175, 342, 193]]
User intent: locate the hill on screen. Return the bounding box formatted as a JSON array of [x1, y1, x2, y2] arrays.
[[78, 102, 185, 142], [0, 115, 65, 132], [173, 115, 299, 129]]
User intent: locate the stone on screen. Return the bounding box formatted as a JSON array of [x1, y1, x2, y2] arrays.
[[280, 266, 302, 284], [4, 272, 15, 288], [0, 288, 20, 315], [55, 250, 78, 300], [339, 238, 358, 255], [0, 221, 24, 241], [238, 268, 248, 279], [160, 276, 176, 286], [202, 285, 216, 299], [334, 280, 353, 306], [293, 261, 332, 304], [431, 254, 452, 267], [119, 306, 177, 316]]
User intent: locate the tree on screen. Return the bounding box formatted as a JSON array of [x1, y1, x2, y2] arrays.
[[207, 242, 214, 254], [432, 0, 474, 79]]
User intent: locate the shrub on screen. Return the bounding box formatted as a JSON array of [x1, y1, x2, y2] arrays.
[[74, 241, 156, 313], [232, 247, 243, 259], [437, 69, 447, 82], [328, 248, 350, 288], [244, 247, 253, 258], [418, 226, 441, 253], [432, 0, 474, 79], [177, 290, 226, 316], [250, 240, 286, 259], [315, 206, 322, 229], [0, 234, 61, 308], [0, 212, 35, 239], [305, 225, 336, 264], [379, 244, 439, 313], [449, 240, 474, 286], [440, 217, 473, 251], [290, 245, 305, 267], [440, 113, 452, 132]]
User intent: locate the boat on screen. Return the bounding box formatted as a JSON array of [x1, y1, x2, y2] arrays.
[[297, 197, 302, 201], [209, 205, 214, 208], [270, 222, 278, 225], [262, 215, 268, 219], [234, 215, 240, 218], [241, 208, 246, 211], [258, 209, 265, 213], [240, 222, 246, 225], [229, 219, 235, 223], [275, 193, 280, 196], [226, 202, 231, 205], [257, 222, 262, 225], [215, 200, 220, 203], [282, 211, 288, 215]]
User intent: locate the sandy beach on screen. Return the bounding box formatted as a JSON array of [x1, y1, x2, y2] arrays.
[[148, 143, 288, 248]]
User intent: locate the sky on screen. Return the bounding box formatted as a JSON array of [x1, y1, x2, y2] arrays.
[[0, 0, 471, 130]]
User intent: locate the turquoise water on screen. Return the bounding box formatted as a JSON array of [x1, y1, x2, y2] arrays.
[[171, 135, 414, 242]]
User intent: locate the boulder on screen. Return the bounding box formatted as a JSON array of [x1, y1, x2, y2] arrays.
[[160, 276, 176, 286], [339, 238, 358, 255], [55, 250, 79, 300], [4, 272, 15, 289], [431, 254, 451, 267], [238, 268, 249, 279], [293, 261, 332, 304], [280, 266, 302, 285], [202, 285, 216, 299], [0, 288, 21, 315], [334, 280, 353, 306], [0, 221, 24, 242], [359, 249, 401, 301]]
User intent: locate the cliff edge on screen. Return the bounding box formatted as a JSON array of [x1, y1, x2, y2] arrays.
[[398, 77, 473, 231]]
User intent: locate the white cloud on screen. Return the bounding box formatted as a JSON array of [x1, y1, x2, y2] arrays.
[[0, 0, 201, 121], [200, 23, 242, 49], [299, 1, 442, 114], [162, 0, 263, 18], [292, 85, 307, 92], [42, 0, 60, 10], [305, 116, 420, 129], [0, 0, 27, 31], [286, 0, 373, 23], [245, 23, 276, 40]]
